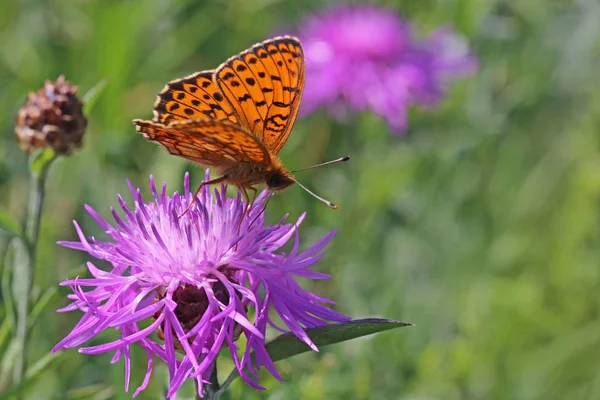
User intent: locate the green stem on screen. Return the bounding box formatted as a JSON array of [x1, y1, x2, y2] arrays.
[[11, 153, 54, 383], [215, 369, 237, 397], [25, 161, 49, 250], [200, 362, 220, 399]]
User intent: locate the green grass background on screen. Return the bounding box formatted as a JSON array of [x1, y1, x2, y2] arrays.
[[1, 0, 600, 399]]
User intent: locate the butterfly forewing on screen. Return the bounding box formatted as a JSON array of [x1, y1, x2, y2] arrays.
[[133, 119, 271, 168], [215, 36, 305, 154], [153, 71, 238, 125], [264, 39, 304, 154]]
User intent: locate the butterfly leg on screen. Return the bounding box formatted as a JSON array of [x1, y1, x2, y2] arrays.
[[246, 186, 258, 210], [179, 175, 228, 219], [235, 185, 258, 233], [247, 192, 271, 231]]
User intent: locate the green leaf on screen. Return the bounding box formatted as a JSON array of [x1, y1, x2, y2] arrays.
[[66, 384, 116, 400], [218, 318, 412, 395], [0, 320, 12, 392], [265, 318, 412, 363], [0, 205, 21, 237], [0, 338, 21, 392], [10, 237, 30, 316], [82, 77, 110, 115], [9, 236, 30, 384], [29, 148, 56, 176], [28, 287, 58, 329], [0, 318, 13, 362], [0, 351, 64, 397], [1, 238, 18, 335]]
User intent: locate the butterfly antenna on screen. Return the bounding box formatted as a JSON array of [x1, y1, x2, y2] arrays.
[[290, 156, 350, 173], [289, 156, 350, 209], [293, 179, 338, 209]]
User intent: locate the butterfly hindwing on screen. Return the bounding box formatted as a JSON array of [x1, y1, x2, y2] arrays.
[[133, 119, 271, 168]]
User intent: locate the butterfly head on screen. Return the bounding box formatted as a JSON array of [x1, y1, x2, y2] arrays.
[[265, 170, 295, 192]]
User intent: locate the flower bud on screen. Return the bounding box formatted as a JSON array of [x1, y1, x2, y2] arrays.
[[15, 75, 87, 155]]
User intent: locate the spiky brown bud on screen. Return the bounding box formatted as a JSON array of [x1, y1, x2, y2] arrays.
[[15, 75, 87, 155]]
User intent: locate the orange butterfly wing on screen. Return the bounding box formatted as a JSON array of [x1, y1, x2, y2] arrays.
[[133, 119, 271, 168], [214, 36, 305, 154], [153, 71, 239, 126], [135, 37, 304, 174]]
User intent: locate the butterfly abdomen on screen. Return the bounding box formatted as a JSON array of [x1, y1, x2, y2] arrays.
[[221, 162, 270, 186]]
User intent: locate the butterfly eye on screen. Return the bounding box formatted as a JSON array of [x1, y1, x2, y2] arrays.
[[266, 172, 294, 191]]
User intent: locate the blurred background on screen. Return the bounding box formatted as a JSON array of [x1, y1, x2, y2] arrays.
[[2, 0, 600, 399]]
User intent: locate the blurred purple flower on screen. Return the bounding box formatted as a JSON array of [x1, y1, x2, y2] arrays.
[[298, 4, 477, 133], [53, 171, 348, 398]]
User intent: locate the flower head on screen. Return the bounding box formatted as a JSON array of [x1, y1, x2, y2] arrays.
[[53, 171, 348, 398], [15, 75, 87, 155], [297, 4, 477, 133]]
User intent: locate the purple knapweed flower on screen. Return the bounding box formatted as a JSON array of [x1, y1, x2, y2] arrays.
[[297, 4, 477, 133], [53, 171, 349, 398]]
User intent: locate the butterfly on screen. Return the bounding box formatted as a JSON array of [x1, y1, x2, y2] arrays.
[[133, 36, 347, 212]]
